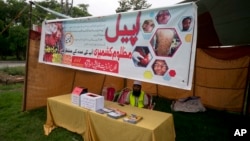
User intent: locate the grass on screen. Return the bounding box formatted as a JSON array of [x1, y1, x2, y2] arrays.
[[0, 83, 83, 141], [154, 97, 250, 141], [0, 67, 250, 141]]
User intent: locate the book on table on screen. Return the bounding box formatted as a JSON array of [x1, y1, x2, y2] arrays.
[[123, 114, 143, 124], [96, 107, 114, 114], [107, 109, 127, 119]]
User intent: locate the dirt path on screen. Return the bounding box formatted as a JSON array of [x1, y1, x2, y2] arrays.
[[0, 71, 25, 84]]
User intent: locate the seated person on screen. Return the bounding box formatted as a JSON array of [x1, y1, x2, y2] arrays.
[[125, 80, 148, 108]]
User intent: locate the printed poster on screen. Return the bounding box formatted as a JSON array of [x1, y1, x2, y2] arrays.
[[39, 2, 197, 90]]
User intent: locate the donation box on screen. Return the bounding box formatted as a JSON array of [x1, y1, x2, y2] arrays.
[[81, 93, 104, 111]]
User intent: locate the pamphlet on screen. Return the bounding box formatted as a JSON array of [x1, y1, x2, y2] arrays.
[[123, 114, 143, 124], [107, 109, 127, 119], [96, 107, 114, 114]]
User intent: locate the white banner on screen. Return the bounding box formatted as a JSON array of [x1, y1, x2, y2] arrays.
[[39, 2, 197, 90]]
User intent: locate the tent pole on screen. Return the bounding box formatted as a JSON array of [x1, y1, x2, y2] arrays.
[[123, 78, 127, 88], [193, 50, 198, 97], [22, 2, 33, 111], [156, 84, 159, 97], [242, 66, 250, 115], [71, 70, 77, 90], [100, 75, 107, 94]]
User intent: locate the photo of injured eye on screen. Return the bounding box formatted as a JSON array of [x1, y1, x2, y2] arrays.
[[142, 19, 155, 33], [152, 59, 168, 76]]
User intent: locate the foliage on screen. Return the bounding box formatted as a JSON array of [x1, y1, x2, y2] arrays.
[[129, 0, 152, 10], [5, 0, 29, 28], [31, 0, 91, 24], [8, 25, 28, 60], [116, 0, 132, 13], [33, 0, 66, 21], [0, 34, 11, 60], [116, 0, 151, 13], [0, 66, 25, 75], [0, 0, 91, 61], [0, 0, 8, 22], [71, 4, 91, 17]]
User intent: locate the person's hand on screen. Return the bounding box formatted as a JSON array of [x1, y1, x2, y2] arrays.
[[147, 53, 152, 61], [132, 51, 144, 62]]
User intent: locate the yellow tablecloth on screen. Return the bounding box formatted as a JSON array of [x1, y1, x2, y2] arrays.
[[44, 94, 176, 141]]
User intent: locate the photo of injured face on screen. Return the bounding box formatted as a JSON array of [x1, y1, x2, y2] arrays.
[[152, 59, 168, 76], [156, 10, 171, 24], [142, 19, 155, 33]]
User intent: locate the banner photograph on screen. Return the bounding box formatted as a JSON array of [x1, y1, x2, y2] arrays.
[[38, 2, 197, 90]]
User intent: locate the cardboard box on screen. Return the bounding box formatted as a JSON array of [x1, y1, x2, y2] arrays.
[[81, 93, 104, 111], [71, 87, 88, 106]]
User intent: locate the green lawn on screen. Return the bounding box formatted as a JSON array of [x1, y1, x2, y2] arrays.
[[0, 83, 249, 141], [0, 83, 83, 141]]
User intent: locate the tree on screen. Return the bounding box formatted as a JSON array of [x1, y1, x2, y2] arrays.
[[116, 0, 151, 13], [77, 4, 89, 12], [0, 0, 29, 60], [32, 0, 91, 24], [0, 0, 92, 61], [0, 34, 10, 60], [0, 0, 8, 22], [0, 20, 8, 59], [5, 0, 29, 28], [32, 0, 64, 21], [116, 0, 132, 13], [71, 4, 91, 17], [130, 0, 152, 10], [7, 25, 28, 60]]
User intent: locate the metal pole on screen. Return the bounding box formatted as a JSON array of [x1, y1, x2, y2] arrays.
[[243, 66, 250, 115]]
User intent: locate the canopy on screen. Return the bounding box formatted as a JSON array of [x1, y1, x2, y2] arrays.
[[23, 1, 250, 114], [182, 0, 250, 47]]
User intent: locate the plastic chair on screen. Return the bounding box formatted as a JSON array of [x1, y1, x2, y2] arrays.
[[102, 87, 116, 101], [146, 94, 155, 110], [116, 87, 131, 104]]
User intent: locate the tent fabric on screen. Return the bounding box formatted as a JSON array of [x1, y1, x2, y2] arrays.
[[196, 12, 221, 48], [182, 0, 250, 46], [202, 46, 250, 60], [23, 31, 250, 113], [194, 49, 249, 112], [23, 30, 76, 110]]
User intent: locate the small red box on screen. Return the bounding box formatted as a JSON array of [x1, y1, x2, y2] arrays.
[[71, 87, 88, 106]]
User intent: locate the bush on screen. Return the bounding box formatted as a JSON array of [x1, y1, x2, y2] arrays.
[[0, 66, 25, 76]]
